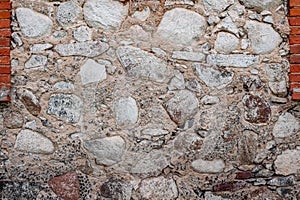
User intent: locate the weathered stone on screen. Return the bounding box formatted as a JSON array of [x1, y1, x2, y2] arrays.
[[205, 192, 230, 200], [132, 6, 150, 21], [272, 112, 299, 138], [83, 136, 126, 166], [214, 32, 239, 53], [165, 0, 195, 6], [48, 171, 80, 200], [238, 130, 258, 164], [173, 132, 202, 152], [25, 55, 48, 69], [201, 95, 220, 105], [73, 26, 91, 42], [56, 1, 81, 27], [47, 94, 83, 123], [139, 176, 178, 200], [268, 176, 295, 187], [235, 171, 253, 179], [53, 81, 74, 91], [156, 8, 207, 45], [20, 89, 41, 116], [16, 8, 53, 38], [3, 111, 24, 129], [202, 0, 234, 13], [168, 70, 185, 91], [207, 54, 259, 68], [165, 90, 199, 126], [30, 43, 53, 53], [239, 0, 282, 12], [54, 41, 109, 57], [191, 159, 225, 173], [186, 79, 203, 93], [242, 95, 271, 123], [114, 96, 138, 126], [274, 149, 300, 176], [213, 181, 246, 192], [265, 63, 287, 96], [241, 75, 264, 91], [246, 21, 282, 54], [0, 182, 42, 199], [116, 46, 170, 83], [193, 63, 234, 88], [171, 51, 206, 62], [141, 129, 169, 137], [215, 16, 239, 35], [14, 130, 54, 154], [79, 59, 106, 85], [84, 0, 128, 30], [100, 178, 132, 200]]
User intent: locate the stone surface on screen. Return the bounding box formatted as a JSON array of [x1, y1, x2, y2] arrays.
[[191, 159, 225, 173], [242, 95, 271, 123], [25, 55, 48, 69], [205, 192, 230, 200], [168, 70, 185, 91], [3, 111, 24, 129], [274, 149, 300, 176], [139, 176, 178, 200], [171, 51, 206, 62], [73, 26, 91, 42], [207, 54, 259, 68], [79, 59, 106, 85], [238, 130, 258, 164], [20, 89, 41, 116], [0, 182, 42, 199], [272, 112, 299, 138], [100, 178, 132, 200], [214, 32, 239, 53], [83, 136, 126, 166], [156, 8, 207, 46], [202, 0, 234, 13], [53, 81, 74, 91], [239, 0, 282, 12], [114, 96, 138, 126], [132, 6, 150, 21], [265, 63, 287, 97], [201, 95, 220, 105], [57, 1, 81, 27], [30, 43, 53, 53], [268, 176, 295, 187], [14, 130, 54, 154], [117, 46, 170, 83]]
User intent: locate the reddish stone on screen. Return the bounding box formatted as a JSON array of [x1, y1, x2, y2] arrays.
[[48, 171, 80, 200], [242, 95, 271, 123], [235, 171, 253, 179], [213, 181, 246, 192]]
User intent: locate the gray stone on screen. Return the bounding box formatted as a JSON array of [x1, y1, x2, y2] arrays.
[[114, 96, 138, 126], [14, 130, 54, 154], [186, 79, 203, 93], [132, 6, 150, 21], [51, 30, 67, 39], [139, 176, 178, 200], [191, 158, 225, 173], [208, 15, 221, 25], [53, 81, 74, 91], [84, 0, 128, 30], [205, 192, 229, 200], [239, 0, 282, 12], [83, 136, 126, 166], [3, 111, 24, 129], [25, 55, 48, 69], [268, 176, 295, 187], [11, 32, 23, 47], [141, 129, 169, 137], [171, 51, 206, 62], [30, 43, 53, 53], [193, 63, 234, 88], [201, 95, 220, 105], [165, 0, 195, 6], [73, 26, 91, 42], [265, 63, 287, 96], [54, 41, 109, 57], [16, 8, 53, 38], [47, 94, 83, 123], [168, 70, 185, 91], [79, 59, 106, 85], [173, 132, 202, 152], [272, 112, 299, 138], [100, 178, 132, 200], [215, 16, 239, 35], [56, 1, 81, 26], [214, 32, 239, 53], [116, 46, 170, 83], [202, 0, 234, 13], [274, 149, 300, 176], [25, 120, 37, 130], [165, 90, 199, 126], [246, 21, 282, 54], [207, 54, 259, 68], [156, 8, 207, 46]]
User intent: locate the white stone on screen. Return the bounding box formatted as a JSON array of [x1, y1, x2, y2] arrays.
[[208, 15, 221, 25], [246, 20, 282, 54], [205, 192, 229, 200], [57, 1, 81, 26], [201, 95, 220, 105], [79, 59, 106, 85], [25, 55, 48, 69], [191, 158, 225, 173], [239, 0, 282, 12], [165, 0, 195, 6], [214, 32, 239, 53], [114, 97, 138, 126], [202, 0, 234, 13], [141, 129, 169, 137], [139, 176, 178, 200], [156, 8, 206, 46], [168, 70, 185, 91], [265, 63, 287, 96], [171, 51, 206, 62], [207, 54, 259, 68], [73, 26, 92, 42], [274, 149, 300, 176], [14, 130, 54, 154], [53, 81, 74, 91], [84, 0, 128, 30], [272, 112, 299, 138], [30, 43, 53, 53], [16, 8, 53, 38], [215, 16, 239, 36], [83, 136, 126, 166], [132, 6, 150, 21]]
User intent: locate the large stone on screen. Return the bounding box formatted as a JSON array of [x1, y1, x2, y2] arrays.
[[268, 176, 295, 187], [84, 0, 128, 30], [238, 130, 258, 164], [16, 8, 53, 38], [156, 8, 207, 46], [202, 0, 234, 13], [83, 136, 126, 166], [20, 89, 41, 116], [246, 21, 282, 54], [168, 70, 185, 91], [191, 159, 225, 173], [239, 0, 282, 12], [139, 176, 178, 200], [272, 112, 299, 138], [3, 111, 24, 129], [100, 178, 132, 200], [193, 63, 234, 88], [165, 90, 199, 126], [73, 26, 91, 42], [242, 95, 271, 123], [47, 94, 83, 123], [14, 130, 54, 154], [214, 32, 239, 53], [171, 51, 206, 62], [30, 43, 53, 53], [205, 192, 230, 200], [207, 54, 259, 68], [25, 55, 48, 69], [114, 96, 138, 126], [116, 46, 170, 83], [57, 1, 81, 27], [274, 149, 300, 176], [265, 63, 287, 97], [54, 41, 109, 57], [79, 59, 106, 85]]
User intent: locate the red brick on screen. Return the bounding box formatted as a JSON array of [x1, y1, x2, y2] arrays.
[[289, 17, 300, 26], [0, 0, 10, 2], [0, 74, 10, 82], [290, 45, 300, 53], [0, 65, 10, 73], [290, 64, 300, 72], [0, 56, 9, 64], [0, 11, 10, 19], [235, 172, 253, 179], [290, 0, 300, 7], [0, 38, 9, 46], [292, 92, 300, 100], [290, 8, 300, 16], [0, 48, 9, 56], [0, 19, 10, 28], [289, 35, 300, 44], [290, 54, 300, 63], [0, 2, 11, 10], [0, 29, 10, 37], [290, 27, 300, 34], [289, 73, 300, 82], [0, 83, 10, 102], [290, 83, 300, 91]]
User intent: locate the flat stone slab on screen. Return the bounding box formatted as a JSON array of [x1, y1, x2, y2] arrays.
[[272, 112, 299, 138], [191, 158, 225, 173], [114, 96, 139, 126], [274, 149, 300, 176], [207, 54, 259, 68], [79, 59, 107, 85]]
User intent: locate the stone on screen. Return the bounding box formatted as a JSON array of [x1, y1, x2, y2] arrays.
[[208, 15, 221, 25], [272, 112, 299, 138], [139, 176, 178, 200], [25, 120, 37, 130], [213, 181, 246, 192], [53, 81, 74, 91], [14, 130, 54, 154], [214, 32, 239, 53], [205, 192, 230, 200], [47, 94, 83, 123], [165, 0, 195, 6], [202, 0, 234, 13], [168, 70, 185, 91], [191, 159, 225, 173], [156, 8, 207, 46], [193, 63, 234, 88], [238, 130, 258, 164], [239, 0, 282, 12], [79, 59, 106, 85], [20, 89, 41, 116], [3, 111, 24, 129], [241, 75, 264, 91], [201, 95, 220, 105], [54, 41, 109, 57], [207, 54, 259, 68], [56, 1, 81, 26], [73, 26, 91, 42], [173, 132, 202, 152], [171, 51, 206, 62], [116, 46, 170, 83], [11, 32, 23, 47], [242, 95, 271, 123], [186, 79, 203, 93], [25, 55, 48, 69], [265, 63, 287, 97], [114, 97, 138, 126], [165, 90, 199, 126], [83, 136, 126, 166], [100, 178, 132, 200], [30, 43, 53, 53], [16, 8, 53, 38], [141, 129, 169, 137], [48, 171, 80, 200], [132, 6, 150, 21], [235, 171, 253, 179], [246, 21, 282, 54], [268, 176, 295, 187], [215, 16, 239, 35], [84, 0, 128, 30], [0, 182, 42, 199], [274, 149, 300, 175]]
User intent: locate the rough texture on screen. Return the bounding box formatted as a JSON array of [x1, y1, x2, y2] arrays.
[[274, 149, 300, 176], [79, 59, 107, 85], [114, 96, 138, 126]]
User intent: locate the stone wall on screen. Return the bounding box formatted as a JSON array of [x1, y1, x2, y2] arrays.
[[0, 0, 299, 199]]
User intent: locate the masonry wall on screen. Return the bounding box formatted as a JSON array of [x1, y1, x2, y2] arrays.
[[0, 0, 299, 199]]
